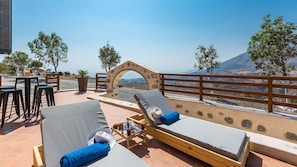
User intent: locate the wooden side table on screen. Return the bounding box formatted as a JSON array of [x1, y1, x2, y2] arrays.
[[111, 114, 147, 149]]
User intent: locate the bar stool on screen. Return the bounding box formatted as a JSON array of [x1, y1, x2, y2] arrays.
[[31, 83, 48, 111], [34, 85, 55, 118], [1, 88, 25, 128]]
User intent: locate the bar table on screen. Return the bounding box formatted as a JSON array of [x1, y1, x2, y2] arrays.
[[15, 76, 39, 119]]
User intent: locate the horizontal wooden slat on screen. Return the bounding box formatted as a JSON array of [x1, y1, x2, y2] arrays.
[[163, 88, 199, 95], [163, 78, 199, 82], [203, 80, 267, 87], [273, 93, 297, 99], [273, 84, 297, 89], [273, 101, 297, 108], [204, 87, 267, 96], [163, 84, 200, 90], [204, 93, 268, 104]]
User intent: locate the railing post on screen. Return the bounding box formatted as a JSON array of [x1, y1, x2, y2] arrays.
[[96, 73, 98, 90], [199, 76, 203, 101], [57, 74, 60, 90], [45, 75, 48, 83], [267, 77, 273, 112], [160, 74, 164, 95]]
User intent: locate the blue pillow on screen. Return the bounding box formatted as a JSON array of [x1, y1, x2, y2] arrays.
[[60, 142, 110, 167], [160, 111, 180, 125]]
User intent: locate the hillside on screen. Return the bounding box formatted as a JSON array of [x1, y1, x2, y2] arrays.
[[214, 52, 254, 72], [193, 52, 297, 75], [188, 52, 256, 75]]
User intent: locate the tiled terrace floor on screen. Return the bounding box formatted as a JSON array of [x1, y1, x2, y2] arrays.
[[0, 90, 295, 167]]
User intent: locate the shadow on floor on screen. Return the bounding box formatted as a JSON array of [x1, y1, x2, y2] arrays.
[[245, 152, 263, 167], [0, 112, 40, 135]]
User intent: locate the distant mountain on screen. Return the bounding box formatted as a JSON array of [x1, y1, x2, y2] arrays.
[[189, 52, 297, 75], [215, 52, 254, 72], [189, 52, 256, 75]]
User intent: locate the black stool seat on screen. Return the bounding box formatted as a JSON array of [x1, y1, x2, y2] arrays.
[[34, 85, 55, 118], [1, 88, 25, 128], [0, 85, 16, 107], [0, 86, 16, 89]]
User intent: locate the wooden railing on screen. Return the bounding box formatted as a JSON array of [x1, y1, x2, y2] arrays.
[[45, 73, 60, 91], [160, 73, 297, 113], [95, 73, 107, 90]]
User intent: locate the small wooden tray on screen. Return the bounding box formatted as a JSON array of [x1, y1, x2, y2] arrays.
[[127, 114, 146, 125]]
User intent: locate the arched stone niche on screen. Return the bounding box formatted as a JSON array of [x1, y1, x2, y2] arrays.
[[105, 61, 160, 98]]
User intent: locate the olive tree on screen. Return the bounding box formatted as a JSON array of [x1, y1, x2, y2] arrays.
[[28, 31, 68, 72], [2, 51, 30, 74], [194, 44, 220, 74], [248, 14, 297, 76], [0, 63, 7, 73], [28, 60, 43, 74], [98, 42, 121, 72]]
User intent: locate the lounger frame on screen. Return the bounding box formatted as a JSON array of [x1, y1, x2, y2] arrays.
[[135, 95, 250, 167], [33, 144, 45, 167], [147, 125, 249, 167]]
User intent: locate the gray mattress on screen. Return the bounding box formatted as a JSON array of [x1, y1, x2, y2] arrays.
[[135, 89, 248, 160], [158, 115, 248, 160], [41, 100, 149, 167]]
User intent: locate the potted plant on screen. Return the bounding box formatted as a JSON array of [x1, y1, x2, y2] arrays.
[[77, 69, 89, 92]]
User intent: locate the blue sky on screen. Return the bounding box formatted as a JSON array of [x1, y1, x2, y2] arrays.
[[3, 0, 297, 77]]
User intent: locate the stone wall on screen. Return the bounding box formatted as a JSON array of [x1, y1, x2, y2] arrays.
[[167, 98, 297, 144]]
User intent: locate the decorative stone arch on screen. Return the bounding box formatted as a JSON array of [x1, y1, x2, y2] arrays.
[[105, 60, 160, 98]]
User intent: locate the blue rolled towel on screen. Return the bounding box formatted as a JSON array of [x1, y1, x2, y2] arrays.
[[60, 142, 110, 167], [160, 111, 180, 125]]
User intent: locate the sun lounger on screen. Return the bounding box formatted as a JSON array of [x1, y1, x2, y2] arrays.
[[35, 100, 149, 167], [134, 89, 250, 167]]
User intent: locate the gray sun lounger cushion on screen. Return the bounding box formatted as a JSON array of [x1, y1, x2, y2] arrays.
[[135, 89, 248, 160], [135, 89, 175, 127], [158, 115, 248, 160], [41, 100, 149, 167]]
